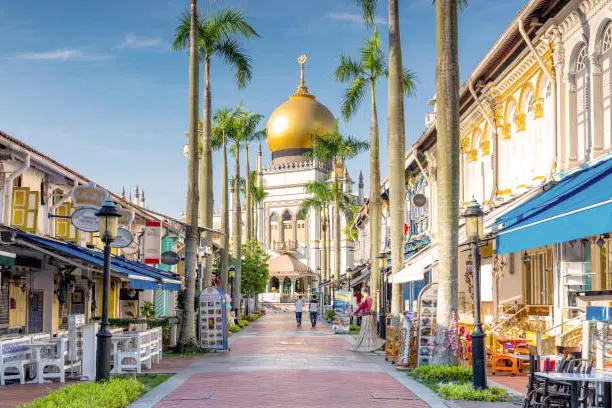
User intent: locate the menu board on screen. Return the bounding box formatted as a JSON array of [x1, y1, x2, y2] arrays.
[[417, 283, 438, 366], [199, 286, 228, 351]]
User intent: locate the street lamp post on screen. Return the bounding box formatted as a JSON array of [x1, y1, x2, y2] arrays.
[[464, 198, 487, 390], [229, 265, 236, 313], [346, 267, 352, 291], [377, 252, 387, 339], [95, 199, 120, 382]]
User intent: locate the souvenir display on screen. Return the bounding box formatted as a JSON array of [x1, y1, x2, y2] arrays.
[[198, 286, 228, 351], [417, 283, 438, 366]]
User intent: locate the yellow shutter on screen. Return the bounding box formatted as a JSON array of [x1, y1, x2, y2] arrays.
[[25, 190, 39, 233], [10, 187, 29, 229], [55, 202, 79, 242]]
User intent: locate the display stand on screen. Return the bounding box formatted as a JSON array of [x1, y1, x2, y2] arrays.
[[199, 287, 229, 351], [416, 283, 438, 366]]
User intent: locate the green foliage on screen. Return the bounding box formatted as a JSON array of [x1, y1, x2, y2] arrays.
[[349, 324, 361, 331], [324, 310, 335, 320], [141, 301, 156, 320], [437, 384, 508, 402], [246, 315, 258, 322], [172, 339, 199, 354], [138, 374, 172, 394], [411, 365, 473, 384], [20, 378, 144, 408], [228, 324, 240, 333], [238, 320, 249, 328], [240, 240, 270, 295]]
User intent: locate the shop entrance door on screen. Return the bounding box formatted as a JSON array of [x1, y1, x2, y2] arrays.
[[28, 292, 43, 333]]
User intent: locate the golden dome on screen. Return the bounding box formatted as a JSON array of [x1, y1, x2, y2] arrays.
[[265, 55, 336, 157]]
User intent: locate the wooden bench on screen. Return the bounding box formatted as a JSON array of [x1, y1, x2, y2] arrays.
[[0, 337, 35, 385], [115, 331, 152, 374]]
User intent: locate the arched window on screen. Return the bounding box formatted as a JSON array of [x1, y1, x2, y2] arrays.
[[575, 44, 589, 162], [602, 23, 612, 150], [270, 213, 280, 246], [281, 210, 293, 243]]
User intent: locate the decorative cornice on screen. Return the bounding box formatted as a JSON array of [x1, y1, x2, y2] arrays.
[[514, 113, 526, 132], [480, 139, 491, 156], [502, 123, 512, 140], [532, 98, 544, 119], [460, 136, 471, 153], [467, 149, 478, 162]]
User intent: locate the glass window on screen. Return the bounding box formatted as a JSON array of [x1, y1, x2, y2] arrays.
[[603, 23, 612, 53], [576, 45, 588, 73]]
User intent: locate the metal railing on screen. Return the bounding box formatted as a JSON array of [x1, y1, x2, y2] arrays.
[[536, 308, 585, 356], [271, 241, 298, 251]]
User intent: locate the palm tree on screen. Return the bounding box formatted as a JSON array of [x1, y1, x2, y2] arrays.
[[335, 26, 416, 328], [173, 7, 259, 290], [306, 128, 368, 296], [434, 0, 463, 365], [178, 0, 200, 348], [298, 181, 333, 296], [212, 106, 238, 295], [243, 117, 265, 244]]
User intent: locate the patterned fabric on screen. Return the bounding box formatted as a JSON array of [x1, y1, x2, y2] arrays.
[[350, 315, 385, 352]]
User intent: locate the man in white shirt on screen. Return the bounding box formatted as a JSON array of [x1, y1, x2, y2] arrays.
[[309, 295, 318, 328], [295, 295, 304, 328]]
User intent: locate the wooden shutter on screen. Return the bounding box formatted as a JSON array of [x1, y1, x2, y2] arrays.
[[25, 190, 39, 233], [10, 187, 29, 229], [55, 202, 79, 242]]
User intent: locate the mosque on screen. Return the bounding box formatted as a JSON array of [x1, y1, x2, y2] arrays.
[[252, 55, 363, 302]]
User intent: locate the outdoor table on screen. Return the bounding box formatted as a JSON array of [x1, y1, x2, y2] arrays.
[[506, 353, 530, 361], [24, 341, 60, 384], [111, 334, 137, 374], [535, 371, 612, 408]]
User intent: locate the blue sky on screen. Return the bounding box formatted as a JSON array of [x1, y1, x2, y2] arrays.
[[0, 0, 525, 219]]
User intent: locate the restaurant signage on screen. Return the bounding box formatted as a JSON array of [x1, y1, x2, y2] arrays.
[[161, 251, 180, 266], [412, 193, 427, 208], [71, 208, 99, 232], [110, 228, 133, 249], [116, 205, 135, 228], [71, 182, 109, 209], [143, 220, 162, 264]]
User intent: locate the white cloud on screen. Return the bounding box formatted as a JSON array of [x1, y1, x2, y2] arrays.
[[14, 49, 110, 61], [117, 33, 164, 49], [325, 12, 388, 25]]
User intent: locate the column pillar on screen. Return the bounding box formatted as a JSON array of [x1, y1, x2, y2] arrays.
[[591, 53, 604, 158], [566, 75, 579, 168], [290, 278, 295, 296]]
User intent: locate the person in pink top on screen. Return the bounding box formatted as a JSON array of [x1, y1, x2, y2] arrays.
[[350, 288, 385, 352]]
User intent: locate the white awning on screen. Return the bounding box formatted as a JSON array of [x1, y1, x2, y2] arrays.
[[390, 251, 434, 284]]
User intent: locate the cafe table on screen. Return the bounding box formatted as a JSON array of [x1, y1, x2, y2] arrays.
[[24, 341, 60, 384], [534, 371, 612, 408]]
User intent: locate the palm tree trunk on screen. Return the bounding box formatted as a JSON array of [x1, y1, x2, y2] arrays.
[[369, 80, 381, 327], [387, 0, 406, 327], [434, 0, 460, 365], [221, 134, 229, 294], [334, 170, 341, 296], [326, 205, 332, 302], [232, 142, 242, 317], [199, 56, 214, 291], [245, 145, 252, 242], [321, 214, 328, 303], [179, 0, 199, 347]]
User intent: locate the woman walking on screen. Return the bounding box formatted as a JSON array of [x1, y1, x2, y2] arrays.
[[350, 288, 385, 352]]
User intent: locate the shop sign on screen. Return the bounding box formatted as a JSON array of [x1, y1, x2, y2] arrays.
[[161, 251, 180, 266], [71, 207, 99, 232], [199, 286, 229, 351], [143, 220, 162, 264], [116, 205, 135, 227], [121, 241, 139, 256], [412, 193, 427, 208], [72, 182, 109, 209], [332, 290, 352, 334], [110, 228, 133, 249]]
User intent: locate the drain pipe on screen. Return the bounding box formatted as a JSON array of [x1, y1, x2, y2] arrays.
[[48, 180, 79, 237], [3, 153, 31, 225], [519, 18, 558, 177], [468, 80, 499, 207]]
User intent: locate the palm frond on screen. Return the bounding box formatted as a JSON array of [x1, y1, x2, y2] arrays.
[[334, 55, 364, 83], [402, 68, 418, 97], [341, 77, 367, 121], [172, 9, 197, 52], [208, 7, 260, 40], [353, 0, 379, 28], [361, 27, 386, 75], [216, 38, 253, 88]]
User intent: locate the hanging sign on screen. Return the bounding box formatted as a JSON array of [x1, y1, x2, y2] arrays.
[[110, 228, 133, 249], [121, 241, 139, 256], [199, 286, 229, 351], [116, 205, 135, 228], [161, 251, 180, 266], [143, 220, 162, 264], [412, 193, 427, 208], [71, 182, 109, 209], [71, 207, 100, 232]]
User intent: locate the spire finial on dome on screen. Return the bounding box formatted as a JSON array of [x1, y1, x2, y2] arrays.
[[293, 54, 313, 98]]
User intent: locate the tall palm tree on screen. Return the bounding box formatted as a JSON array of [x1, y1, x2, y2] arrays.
[[335, 26, 416, 327], [178, 0, 200, 348], [434, 0, 463, 365], [243, 117, 265, 244], [212, 106, 238, 295], [251, 175, 267, 242], [299, 181, 333, 295], [306, 129, 368, 296], [173, 7, 259, 290]]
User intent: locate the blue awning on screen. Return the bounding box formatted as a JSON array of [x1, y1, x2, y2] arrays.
[[495, 156, 612, 255], [11, 229, 181, 291]]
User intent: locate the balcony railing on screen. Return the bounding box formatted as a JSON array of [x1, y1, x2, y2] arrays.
[[271, 241, 298, 251]]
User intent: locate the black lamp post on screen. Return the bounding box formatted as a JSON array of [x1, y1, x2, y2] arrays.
[[346, 267, 352, 291], [464, 198, 487, 390], [229, 265, 236, 312], [95, 198, 120, 382], [377, 252, 387, 339]]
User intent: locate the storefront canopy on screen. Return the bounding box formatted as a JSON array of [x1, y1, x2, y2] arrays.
[[10, 229, 181, 291], [495, 156, 612, 255], [390, 250, 433, 284]]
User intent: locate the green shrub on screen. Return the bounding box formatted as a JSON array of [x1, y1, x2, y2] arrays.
[[246, 315, 258, 322], [437, 384, 508, 402], [238, 320, 249, 328], [141, 301, 156, 320], [324, 310, 335, 320], [411, 365, 473, 384], [349, 324, 360, 331], [21, 378, 144, 408], [229, 324, 240, 333]]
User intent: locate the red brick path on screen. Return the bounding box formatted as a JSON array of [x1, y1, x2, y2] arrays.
[[0, 381, 78, 408]]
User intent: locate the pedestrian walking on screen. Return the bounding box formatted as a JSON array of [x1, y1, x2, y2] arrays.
[[295, 295, 303, 328], [309, 295, 318, 327]]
